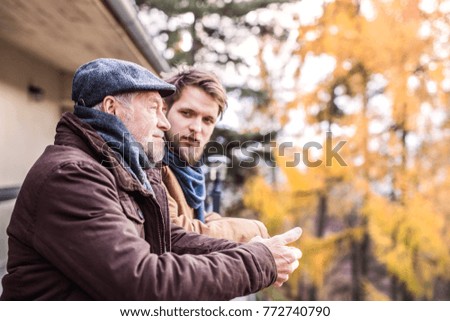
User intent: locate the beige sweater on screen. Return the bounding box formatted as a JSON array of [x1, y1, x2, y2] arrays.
[[162, 166, 269, 242]]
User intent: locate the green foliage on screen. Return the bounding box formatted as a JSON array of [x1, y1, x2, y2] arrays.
[[137, 0, 295, 19], [137, 0, 294, 65]]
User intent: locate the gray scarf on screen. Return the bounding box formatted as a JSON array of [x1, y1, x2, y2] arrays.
[[74, 105, 154, 194]]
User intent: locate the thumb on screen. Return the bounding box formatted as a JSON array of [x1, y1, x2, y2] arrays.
[[250, 235, 264, 243], [273, 227, 302, 245]]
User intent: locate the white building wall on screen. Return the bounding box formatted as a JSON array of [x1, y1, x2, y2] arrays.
[[0, 39, 65, 187], [0, 39, 70, 292]]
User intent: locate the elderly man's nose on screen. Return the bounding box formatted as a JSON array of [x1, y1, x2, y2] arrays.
[[158, 112, 171, 131]]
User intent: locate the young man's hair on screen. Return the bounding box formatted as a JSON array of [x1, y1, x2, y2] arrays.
[[163, 67, 228, 118]]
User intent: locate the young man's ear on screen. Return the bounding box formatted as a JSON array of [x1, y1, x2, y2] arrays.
[[101, 96, 116, 115]]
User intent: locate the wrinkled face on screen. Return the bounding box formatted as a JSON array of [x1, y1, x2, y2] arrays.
[[115, 92, 171, 163], [165, 86, 219, 165]]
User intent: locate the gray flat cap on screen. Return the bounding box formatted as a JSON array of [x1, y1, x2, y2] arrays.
[[72, 58, 176, 107]]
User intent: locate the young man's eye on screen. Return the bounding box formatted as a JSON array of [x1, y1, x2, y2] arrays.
[[204, 117, 215, 125]]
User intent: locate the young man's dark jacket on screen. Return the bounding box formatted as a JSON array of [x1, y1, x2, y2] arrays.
[[0, 112, 276, 300]]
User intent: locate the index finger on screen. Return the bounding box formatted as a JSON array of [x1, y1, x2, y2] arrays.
[[274, 227, 302, 245]]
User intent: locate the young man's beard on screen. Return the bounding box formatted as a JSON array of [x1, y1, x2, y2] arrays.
[[166, 133, 205, 166], [175, 145, 203, 166]]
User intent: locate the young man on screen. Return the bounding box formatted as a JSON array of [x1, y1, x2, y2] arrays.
[[162, 69, 269, 242], [1, 58, 302, 300]]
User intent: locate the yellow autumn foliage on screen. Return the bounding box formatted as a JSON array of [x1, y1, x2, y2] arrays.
[[363, 280, 391, 301], [364, 193, 449, 298], [243, 0, 449, 300], [296, 227, 364, 290], [243, 175, 293, 233]]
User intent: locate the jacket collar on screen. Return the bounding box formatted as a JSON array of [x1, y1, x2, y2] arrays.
[[54, 112, 160, 195]]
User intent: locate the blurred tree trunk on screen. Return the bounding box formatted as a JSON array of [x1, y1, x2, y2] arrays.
[[391, 275, 399, 300], [316, 193, 328, 238], [307, 192, 328, 301]]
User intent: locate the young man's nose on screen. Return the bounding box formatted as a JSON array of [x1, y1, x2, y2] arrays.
[[188, 117, 202, 133]]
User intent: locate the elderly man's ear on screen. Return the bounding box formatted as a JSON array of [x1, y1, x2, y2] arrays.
[[101, 96, 117, 115]]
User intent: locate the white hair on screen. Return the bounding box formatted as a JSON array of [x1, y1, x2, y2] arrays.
[[92, 92, 137, 111]]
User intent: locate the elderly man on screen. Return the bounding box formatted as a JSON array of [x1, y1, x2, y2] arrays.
[[162, 68, 269, 242], [1, 58, 302, 300]]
